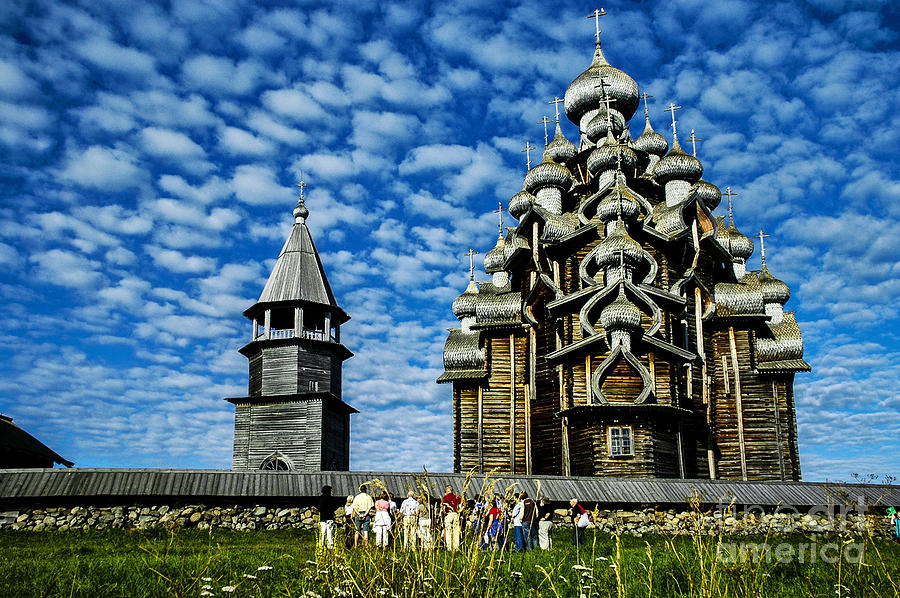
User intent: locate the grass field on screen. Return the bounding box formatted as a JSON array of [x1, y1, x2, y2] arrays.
[[1, 526, 899, 597]]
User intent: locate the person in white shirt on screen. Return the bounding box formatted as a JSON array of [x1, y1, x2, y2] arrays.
[[399, 490, 419, 549], [511, 493, 525, 551]]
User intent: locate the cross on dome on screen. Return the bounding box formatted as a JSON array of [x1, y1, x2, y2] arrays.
[[493, 202, 505, 238], [724, 186, 738, 225], [537, 116, 552, 147], [587, 8, 608, 43], [292, 175, 310, 222], [549, 96, 564, 123], [664, 103, 682, 142], [756, 230, 771, 266], [521, 141, 536, 171], [640, 92, 653, 120], [688, 129, 702, 157], [596, 77, 617, 131], [463, 248, 480, 281]]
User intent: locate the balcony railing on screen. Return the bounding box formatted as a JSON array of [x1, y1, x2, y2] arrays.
[[255, 328, 337, 342]]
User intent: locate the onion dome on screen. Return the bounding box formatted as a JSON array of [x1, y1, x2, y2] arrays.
[[600, 285, 642, 332], [714, 216, 730, 248], [596, 218, 644, 271], [596, 191, 640, 224], [484, 236, 506, 273], [690, 179, 721, 210], [564, 43, 640, 126], [587, 132, 637, 176], [652, 139, 703, 185], [452, 279, 479, 318], [508, 188, 535, 220], [727, 220, 754, 261], [524, 152, 573, 195], [759, 266, 790, 305], [585, 108, 624, 144], [546, 122, 576, 164], [292, 198, 309, 221], [633, 118, 668, 157]]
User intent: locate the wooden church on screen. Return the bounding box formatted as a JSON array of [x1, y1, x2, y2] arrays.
[[227, 188, 356, 471], [439, 14, 809, 481]]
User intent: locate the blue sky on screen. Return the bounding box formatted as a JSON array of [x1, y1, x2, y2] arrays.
[[1, 0, 898, 482]]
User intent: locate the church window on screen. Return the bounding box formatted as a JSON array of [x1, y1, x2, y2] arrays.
[[609, 427, 633, 457], [260, 455, 292, 470]]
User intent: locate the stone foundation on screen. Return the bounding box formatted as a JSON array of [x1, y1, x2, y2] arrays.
[[0, 505, 893, 537]]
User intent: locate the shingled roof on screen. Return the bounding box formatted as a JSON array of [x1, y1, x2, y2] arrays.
[[257, 219, 337, 308]]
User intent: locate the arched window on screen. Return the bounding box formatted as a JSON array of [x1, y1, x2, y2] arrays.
[[259, 452, 293, 471]]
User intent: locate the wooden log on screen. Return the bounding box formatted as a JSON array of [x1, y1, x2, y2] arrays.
[[477, 385, 483, 474], [509, 333, 516, 472], [728, 326, 747, 481], [772, 380, 785, 480]]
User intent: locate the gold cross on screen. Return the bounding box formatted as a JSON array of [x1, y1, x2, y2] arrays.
[[521, 141, 536, 171], [537, 116, 552, 147], [549, 97, 564, 123], [587, 8, 608, 43]]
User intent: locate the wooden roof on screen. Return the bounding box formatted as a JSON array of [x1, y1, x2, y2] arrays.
[[1, 469, 896, 510], [0, 416, 73, 468]]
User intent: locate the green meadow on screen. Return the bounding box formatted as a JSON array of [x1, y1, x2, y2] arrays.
[[1, 526, 899, 598]]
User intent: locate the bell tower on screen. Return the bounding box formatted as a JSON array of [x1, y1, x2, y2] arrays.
[[227, 184, 356, 471]]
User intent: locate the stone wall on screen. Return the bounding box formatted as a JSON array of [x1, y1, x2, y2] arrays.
[[0, 505, 894, 537]]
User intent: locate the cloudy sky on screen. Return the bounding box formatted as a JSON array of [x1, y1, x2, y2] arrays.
[[1, 0, 898, 482]]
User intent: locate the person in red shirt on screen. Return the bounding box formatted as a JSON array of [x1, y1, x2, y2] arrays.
[[442, 485, 462, 551]]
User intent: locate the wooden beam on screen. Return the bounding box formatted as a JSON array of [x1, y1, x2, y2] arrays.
[[510, 333, 516, 473], [477, 385, 483, 474], [772, 380, 785, 480], [648, 352, 656, 398], [676, 421, 685, 479], [528, 325, 537, 475], [728, 327, 747, 481], [561, 417, 570, 476], [294, 307, 301, 338], [524, 381, 532, 475], [264, 309, 271, 340]]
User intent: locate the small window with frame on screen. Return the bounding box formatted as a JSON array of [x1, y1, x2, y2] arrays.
[[609, 426, 634, 457]]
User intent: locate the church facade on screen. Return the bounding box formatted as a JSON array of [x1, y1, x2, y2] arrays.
[[439, 22, 809, 481], [227, 192, 356, 471]]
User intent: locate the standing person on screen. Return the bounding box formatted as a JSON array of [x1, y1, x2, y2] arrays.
[[521, 492, 538, 551], [538, 498, 554, 550], [484, 496, 504, 550], [417, 494, 433, 550], [373, 493, 392, 549], [569, 498, 588, 547], [889, 507, 900, 542], [351, 485, 375, 548], [399, 490, 419, 549], [471, 495, 485, 543], [442, 484, 462, 551], [317, 485, 335, 549], [511, 492, 525, 551]]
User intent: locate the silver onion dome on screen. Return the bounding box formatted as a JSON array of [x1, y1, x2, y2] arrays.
[[691, 179, 721, 210], [452, 279, 479, 318], [484, 236, 506, 273], [564, 43, 640, 126], [652, 139, 703, 184], [293, 199, 309, 220], [585, 108, 625, 144], [727, 221, 754, 261], [524, 152, 573, 195], [633, 119, 669, 156], [546, 123, 577, 164], [596, 191, 640, 224], [714, 216, 730, 247], [759, 266, 791, 305], [600, 286, 642, 332], [596, 219, 645, 271], [508, 188, 535, 220], [587, 133, 637, 176]]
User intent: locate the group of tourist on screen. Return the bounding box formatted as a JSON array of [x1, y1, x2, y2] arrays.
[[317, 484, 592, 550]]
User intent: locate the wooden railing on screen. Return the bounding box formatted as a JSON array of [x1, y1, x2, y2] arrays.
[[255, 329, 337, 342]]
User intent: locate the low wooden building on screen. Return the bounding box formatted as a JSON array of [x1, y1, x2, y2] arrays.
[[0, 414, 73, 469], [227, 191, 356, 472], [440, 26, 808, 481]]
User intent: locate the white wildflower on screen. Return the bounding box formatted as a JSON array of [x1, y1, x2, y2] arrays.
[[200, 592, 214, 597], [572, 564, 591, 571], [242, 574, 258, 579], [510, 571, 523, 578], [596, 556, 608, 561], [222, 586, 235, 593], [201, 577, 212, 582], [201, 585, 212, 590], [257, 565, 273, 571]]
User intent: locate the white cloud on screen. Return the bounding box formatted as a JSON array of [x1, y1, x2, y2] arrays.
[[59, 145, 143, 191], [230, 164, 293, 205], [74, 37, 157, 78], [147, 246, 216, 274], [262, 88, 330, 121], [219, 126, 274, 156], [141, 127, 206, 158], [0, 60, 39, 99], [30, 249, 103, 289], [181, 55, 268, 96]]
